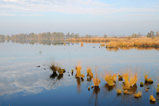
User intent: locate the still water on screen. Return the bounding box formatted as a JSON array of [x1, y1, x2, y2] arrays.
[[0, 41, 159, 106]]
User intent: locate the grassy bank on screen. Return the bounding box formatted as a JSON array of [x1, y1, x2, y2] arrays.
[[67, 37, 159, 48]]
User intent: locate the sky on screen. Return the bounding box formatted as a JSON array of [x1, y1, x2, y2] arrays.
[[0, 0, 159, 36]]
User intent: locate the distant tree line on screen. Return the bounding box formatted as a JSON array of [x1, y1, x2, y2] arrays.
[[147, 31, 159, 38], [0, 31, 159, 43]]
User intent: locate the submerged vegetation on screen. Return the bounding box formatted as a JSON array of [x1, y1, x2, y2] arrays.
[[87, 68, 93, 78]]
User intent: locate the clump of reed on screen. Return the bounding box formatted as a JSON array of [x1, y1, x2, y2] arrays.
[[100, 43, 105, 46], [122, 72, 138, 90], [88, 86, 90, 91], [93, 69, 101, 87], [150, 95, 156, 103], [118, 75, 123, 81], [50, 64, 59, 72], [81, 42, 84, 46], [140, 82, 144, 87], [123, 90, 131, 94], [87, 68, 93, 78], [116, 88, 122, 95], [103, 72, 117, 87], [50, 63, 66, 75], [71, 69, 74, 75], [134, 91, 142, 98], [57, 68, 66, 75], [155, 76, 159, 94], [145, 74, 153, 84], [157, 87, 159, 94], [75, 62, 85, 79]]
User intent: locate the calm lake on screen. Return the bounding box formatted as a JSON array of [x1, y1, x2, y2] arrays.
[[0, 41, 159, 106]]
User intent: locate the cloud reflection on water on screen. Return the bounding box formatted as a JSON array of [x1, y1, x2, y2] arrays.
[[0, 59, 75, 97]]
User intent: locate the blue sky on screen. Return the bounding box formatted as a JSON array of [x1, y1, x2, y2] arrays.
[[0, 0, 159, 36]]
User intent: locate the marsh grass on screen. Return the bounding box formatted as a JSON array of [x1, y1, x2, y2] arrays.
[[140, 82, 144, 87], [87, 67, 93, 78], [106, 37, 159, 49], [50, 64, 59, 72], [81, 42, 84, 46], [93, 68, 101, 87], [75, 61, 85, 79], [118, 75, 123, 81], [121, 67, 139, 90], [134, 91, 142, 98], [103, 72, 117, 87], [145, 74, 153, 84], [150, 95, 156, 102], [100, 43, 105, 46], [116, 88, 122, 95], [57, 68, 66, 75]]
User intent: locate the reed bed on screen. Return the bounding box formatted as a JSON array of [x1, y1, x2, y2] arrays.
[[66, 37, 159, 48], [106, 37, 159, 48]]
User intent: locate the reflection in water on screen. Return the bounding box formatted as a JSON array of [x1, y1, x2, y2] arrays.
[[106, 47, 119, 52], [0, 60, 74, 97], [10, 39, 67, 46], [1, 38, 159, 51], [76, 78, 81, 93], [49, 71, 64, 86], [87, 76, 92, 82], [50, 72, 58, 79], [90, 86, 100, 106], [57, 74, 63, 80], [76, 77, 84, 93], [106, 46, 159, 52], [103, 84, 116, 92], [0, 41, 159, 105]]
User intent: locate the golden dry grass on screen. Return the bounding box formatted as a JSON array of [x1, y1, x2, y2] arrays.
[[75, 61, 85, 78], [123, 73, 138, 89], [81, 42, 84, 46], [157, 87, 159, 93], [93, 69, 101, 87], [106, 37, 159, 48], [145, 74, 153, 83], [67, 37, 159, 50], [116, 88, 122, 94], [121, 67, 139, 90], [134, 91, 142, 98], [150, 95, 156, 102], [103, 72, 117, 87], [50, 64, 59, 72], [87, 67, 93, 78], [57, 68, 65, 75]]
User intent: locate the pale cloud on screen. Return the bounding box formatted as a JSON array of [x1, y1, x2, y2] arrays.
[[0, 0, 158, 16]]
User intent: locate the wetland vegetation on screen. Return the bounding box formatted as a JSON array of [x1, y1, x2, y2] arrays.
[[0, 31, 159, 106]]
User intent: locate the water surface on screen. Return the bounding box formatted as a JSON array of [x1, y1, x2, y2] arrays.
[[0, 41, 159, 106]]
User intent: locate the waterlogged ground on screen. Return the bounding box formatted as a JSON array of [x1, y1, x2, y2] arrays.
[[0, 41, 159, 106]]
